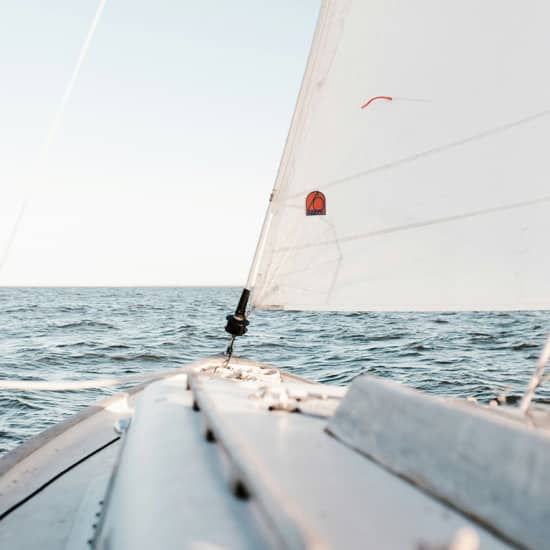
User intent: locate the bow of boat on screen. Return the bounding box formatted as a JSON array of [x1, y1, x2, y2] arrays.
[[0, 356, 539, 549]]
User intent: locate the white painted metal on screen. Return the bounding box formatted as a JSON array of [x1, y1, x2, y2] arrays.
[[252, 0, 550, 311], [0, 442, 118, 549], [0, 392, 129, 516], [191, 374, 326, 550], [191, 372, 509, 549], [328, 374, 550, 549], [94, 373, 274, 550], [65, 474, 111, 550]]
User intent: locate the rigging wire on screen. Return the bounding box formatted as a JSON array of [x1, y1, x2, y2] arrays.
[[519, 331, 550, 414], [0, 0, 108, 275], [0, 370, 176, 391]]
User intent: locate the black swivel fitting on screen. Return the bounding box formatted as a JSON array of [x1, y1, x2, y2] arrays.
[[225, 288, 250, 337], [225, 313, 249, 337]]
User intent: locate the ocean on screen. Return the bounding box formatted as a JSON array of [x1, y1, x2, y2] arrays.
[[1, 286, 549, 456]]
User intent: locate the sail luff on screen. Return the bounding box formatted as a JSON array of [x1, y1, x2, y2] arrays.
[[245, 0, 346, 291]]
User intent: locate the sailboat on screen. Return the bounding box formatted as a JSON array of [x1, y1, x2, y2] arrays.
[[2, 0, 550, 548]]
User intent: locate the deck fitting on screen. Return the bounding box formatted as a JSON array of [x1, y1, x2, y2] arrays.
[[205, 428, 216, 442], [232, 479, 250, 500]]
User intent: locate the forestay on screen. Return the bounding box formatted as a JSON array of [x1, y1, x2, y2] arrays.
[[250, 0, 550, 311]]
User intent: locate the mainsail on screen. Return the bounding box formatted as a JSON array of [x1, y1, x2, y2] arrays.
[[249, 0, 550, 311]]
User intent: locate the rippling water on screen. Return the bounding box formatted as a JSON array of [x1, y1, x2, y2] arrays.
[[1, 287, 549, 456]]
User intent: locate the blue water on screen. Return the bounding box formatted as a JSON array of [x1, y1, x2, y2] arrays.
[[1, 287, 549, 456]]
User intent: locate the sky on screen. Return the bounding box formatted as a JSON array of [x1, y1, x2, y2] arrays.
[[0, 1, 319, 286]]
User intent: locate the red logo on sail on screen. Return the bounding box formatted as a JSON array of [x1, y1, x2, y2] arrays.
[[305, 191, 326, 216]]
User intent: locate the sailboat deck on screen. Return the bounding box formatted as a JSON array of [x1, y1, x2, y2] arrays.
[[0, 358, 512, 549], [0, 441, 118, 550], [190, 375, 509, 549]]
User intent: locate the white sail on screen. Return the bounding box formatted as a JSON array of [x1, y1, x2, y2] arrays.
[[250, 0, 550, 311]]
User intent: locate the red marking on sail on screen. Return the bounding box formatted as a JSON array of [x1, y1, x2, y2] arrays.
[[361, 95, 393, 109], [306, 191, 326, 216]]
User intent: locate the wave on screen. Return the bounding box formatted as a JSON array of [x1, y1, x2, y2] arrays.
[[112, 353, 167, 362], [512, 343, 539, 351], [100, 344, 131, 351], [412, 344, 431, 351], [55, 320, 117, 330], [0, 396, 45, 411], [56, 341, 95, 348]]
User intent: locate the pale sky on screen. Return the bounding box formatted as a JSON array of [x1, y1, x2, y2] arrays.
[[0, 1, 319, 286]]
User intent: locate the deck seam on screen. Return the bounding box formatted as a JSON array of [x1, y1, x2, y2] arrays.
[[190, 373, 328, 550]]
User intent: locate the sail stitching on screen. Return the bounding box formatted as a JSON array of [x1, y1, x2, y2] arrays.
[[282, 108, 550, 203], [273, 195, 550, 253]]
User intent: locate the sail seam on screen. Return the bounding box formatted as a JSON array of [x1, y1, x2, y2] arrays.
[[273, 195, 550, 252], [282, 108, 550, 202]]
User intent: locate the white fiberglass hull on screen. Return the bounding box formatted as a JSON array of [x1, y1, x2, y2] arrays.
[[0, 356, 540, 549]]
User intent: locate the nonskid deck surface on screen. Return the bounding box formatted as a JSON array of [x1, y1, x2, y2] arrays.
[[0, 357, 512, 549], [0, 441, 118, 550]]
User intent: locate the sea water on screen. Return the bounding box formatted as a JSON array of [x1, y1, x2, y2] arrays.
[[1, 286, 549, 456]]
